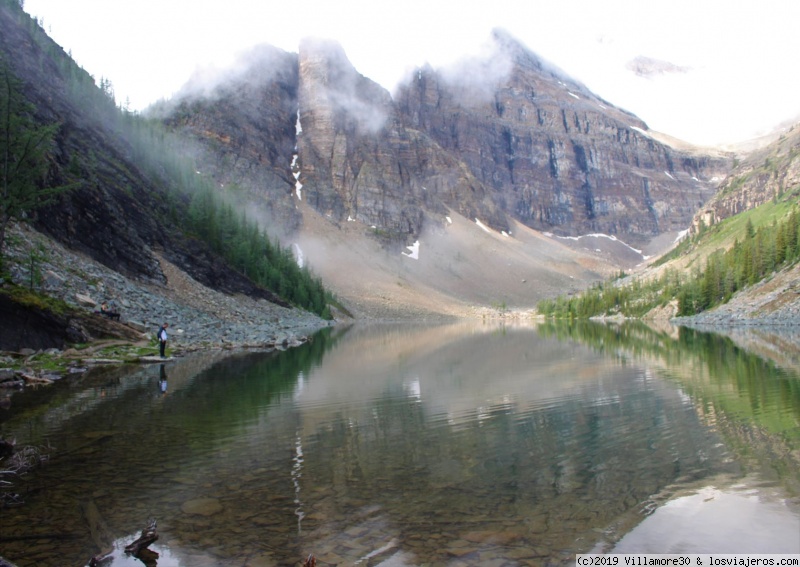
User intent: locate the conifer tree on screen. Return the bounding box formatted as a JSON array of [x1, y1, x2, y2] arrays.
[[0, 60, 69, 269]]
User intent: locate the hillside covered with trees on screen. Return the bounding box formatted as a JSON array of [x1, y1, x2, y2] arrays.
[[0, 0, 335, 321], [538, 175, 800, 321]]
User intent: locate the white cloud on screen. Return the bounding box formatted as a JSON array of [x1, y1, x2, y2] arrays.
[[23, 0, 800, 146]]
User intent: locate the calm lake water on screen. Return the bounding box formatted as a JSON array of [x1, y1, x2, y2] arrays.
[[1, 321, 799, 566]]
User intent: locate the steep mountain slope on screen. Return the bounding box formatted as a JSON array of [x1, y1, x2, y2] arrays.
[[162, 30, 731, 253], [150, 31, 736, 315], [0, 0, 308, 349], [3, 0, 746, 321], [397, 31, 730, 245], [694, 124, 800, 229], [665, 122, 800, 324]]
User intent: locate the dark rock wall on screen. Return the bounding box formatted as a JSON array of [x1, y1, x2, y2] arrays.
[[395, 33, 724, 242], [0, 294, 81, 351], [161, 45, 303, 234], [0, 294, 149, 352], [295, 39, 507, 239], [0, 3, 290, 301], [170, 32, 728, 247]]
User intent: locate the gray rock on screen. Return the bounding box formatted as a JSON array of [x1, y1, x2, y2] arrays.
[[43, 269, 65, 289], [75, 293, 96, 308]]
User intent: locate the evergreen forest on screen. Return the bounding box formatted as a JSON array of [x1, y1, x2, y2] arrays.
[[537, 199, 800, 320]]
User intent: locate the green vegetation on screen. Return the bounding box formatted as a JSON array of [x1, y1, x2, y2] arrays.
[[1, 280, 72, 315], [1, 0, 336, 319], [183, 182, 334, 318], [539, 320, 800, 445], [538, 198, 800, 319], [118, 121, 336, 318], [491, 300, 508, 315], [0, 341, 166, 379], [0, 58, 73, 271]]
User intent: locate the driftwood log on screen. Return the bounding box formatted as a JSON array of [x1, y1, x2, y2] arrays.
[[132, 547, 159, 567], [85, 510, 158, 566], [124, 519, 159, 557]]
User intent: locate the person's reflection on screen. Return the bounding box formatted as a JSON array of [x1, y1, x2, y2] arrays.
[[158, 364, 168, 394]]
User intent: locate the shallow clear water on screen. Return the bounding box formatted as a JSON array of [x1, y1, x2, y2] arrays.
[[1, 321, 798, 566]]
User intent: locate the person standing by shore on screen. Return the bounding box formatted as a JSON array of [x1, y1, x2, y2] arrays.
[[158, 323, 169, 358]]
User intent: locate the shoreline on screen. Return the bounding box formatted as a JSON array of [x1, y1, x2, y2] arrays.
[[0, 320, 332, 395], [2, 220, 333, 392]]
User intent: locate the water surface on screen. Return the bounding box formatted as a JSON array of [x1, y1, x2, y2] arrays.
[[1, 321, 798, 566]]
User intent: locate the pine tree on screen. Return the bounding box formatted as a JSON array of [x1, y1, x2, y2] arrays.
[[775, 223, 787, 266], [745, 218, 755, 239], [787, 208, 799, 261], [0, 59, 71, 269]]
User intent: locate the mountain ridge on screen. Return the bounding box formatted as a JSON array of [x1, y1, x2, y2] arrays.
[[161, 31, 732, 245], [8, 0, 794, 331], [145, 29, 737, 314]]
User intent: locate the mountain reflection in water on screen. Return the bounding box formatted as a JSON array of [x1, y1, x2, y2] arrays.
[[0, 321, 798, 566]]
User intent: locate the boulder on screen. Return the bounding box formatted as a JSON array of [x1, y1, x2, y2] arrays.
[[75, 293, 96, 308]]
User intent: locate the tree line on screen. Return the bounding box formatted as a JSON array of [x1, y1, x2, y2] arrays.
[[115, 114, 337, 319], [0, 3, 336, 318], [537, 205, 800, 319], [676, 212, 800, 315], [185, 182, 333, 318]]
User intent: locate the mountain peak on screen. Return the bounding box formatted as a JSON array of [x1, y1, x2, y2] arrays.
[[299, 37, 350, 67], [489, 28, 545, 71], [170, 43, 297, 104], [487, 28, 596, 99]]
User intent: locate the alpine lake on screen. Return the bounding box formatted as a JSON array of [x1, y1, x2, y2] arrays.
[[1, 320, 799, 566]]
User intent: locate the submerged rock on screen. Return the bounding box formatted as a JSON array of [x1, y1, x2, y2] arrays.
[[181, 498, 223, 516]]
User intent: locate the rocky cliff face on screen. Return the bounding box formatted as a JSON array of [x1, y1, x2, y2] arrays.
[[167, 39, 509, 244], [296, 38, 509, 242], [396, 31, 728, 245], [163, 30, 730, 249], [694, 125, 800, 230], [297, 38, 423, 237], [155, 45, 303, 234]]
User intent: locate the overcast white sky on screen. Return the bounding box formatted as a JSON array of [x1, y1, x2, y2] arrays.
[[22, 0, 800, 147]]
